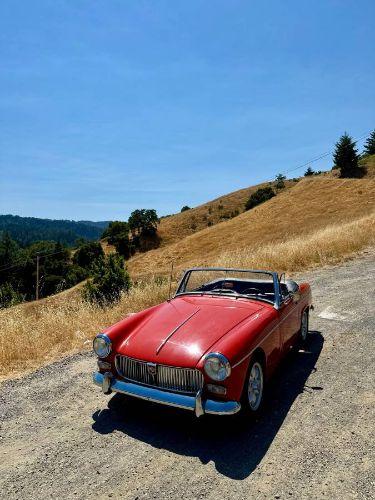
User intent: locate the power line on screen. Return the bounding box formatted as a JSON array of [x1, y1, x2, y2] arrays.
[[282, 131, 369, 177], [0, 249, 68, 273]]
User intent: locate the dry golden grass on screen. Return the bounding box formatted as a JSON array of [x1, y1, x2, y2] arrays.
[[0, 280, 170, 379], [129, 176, 375, 275], [215, 214, 375, 271], [156, 180, 297, 246], [144, 155, 375, 248]]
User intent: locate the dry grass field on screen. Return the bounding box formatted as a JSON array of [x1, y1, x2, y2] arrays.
[[156, 179, 297, 246], [129, 176, 375, 276], [144, 154, 375, 248]]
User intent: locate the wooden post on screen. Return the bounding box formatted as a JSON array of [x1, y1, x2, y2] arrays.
[[168, 261, 174, 300], [36, 254, 40, 301]]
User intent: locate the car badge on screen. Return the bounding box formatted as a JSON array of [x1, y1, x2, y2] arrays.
[[147, 362, 157, 377]]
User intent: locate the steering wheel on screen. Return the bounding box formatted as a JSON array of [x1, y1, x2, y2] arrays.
[[242, 287, 263, 295]]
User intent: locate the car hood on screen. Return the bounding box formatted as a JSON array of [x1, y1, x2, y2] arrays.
[[116, 295, 265, 367]]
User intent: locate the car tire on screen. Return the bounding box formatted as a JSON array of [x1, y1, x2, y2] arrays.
[[299, 309, 309, 345], [240, 356, 265, 417]]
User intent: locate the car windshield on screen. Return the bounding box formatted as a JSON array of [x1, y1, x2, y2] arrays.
[[176, 268, 277, 305]]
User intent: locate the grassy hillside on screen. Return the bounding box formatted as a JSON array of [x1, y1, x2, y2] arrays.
[[157, 157, 375, 248], [157, 179, 297, 246], [128, 176, 375, 276]]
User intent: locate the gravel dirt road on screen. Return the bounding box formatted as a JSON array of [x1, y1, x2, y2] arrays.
[[1, 251, 374, 499]]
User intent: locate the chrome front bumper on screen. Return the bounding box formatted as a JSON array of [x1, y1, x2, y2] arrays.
[[93, 372, 241, 417]]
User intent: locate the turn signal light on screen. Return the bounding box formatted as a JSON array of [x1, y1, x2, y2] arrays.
[[206, 384, 227, 395]]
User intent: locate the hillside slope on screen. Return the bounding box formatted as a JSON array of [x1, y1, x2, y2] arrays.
[[153, 154, 375, 248], [128, 176, 375, 276], [157, 180, 297, 246]]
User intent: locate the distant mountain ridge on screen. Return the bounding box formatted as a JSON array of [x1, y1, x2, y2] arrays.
[[0, 214, 110, 246]]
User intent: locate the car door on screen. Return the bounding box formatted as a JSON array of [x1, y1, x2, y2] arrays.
[[279, 287, 300, 354]]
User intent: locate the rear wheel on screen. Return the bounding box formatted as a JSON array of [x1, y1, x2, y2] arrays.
[[241, 356, 265, 416], [300, 309, 309, 344]]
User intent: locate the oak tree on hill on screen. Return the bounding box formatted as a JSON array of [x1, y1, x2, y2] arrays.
[[275, 173, 286, 189], [128, 209, 158, 236]]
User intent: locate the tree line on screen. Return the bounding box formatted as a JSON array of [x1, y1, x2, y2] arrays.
[[0, 214, 107, 246]]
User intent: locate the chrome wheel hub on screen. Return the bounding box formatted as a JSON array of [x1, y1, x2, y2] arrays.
[[248, 362, 263, 411]]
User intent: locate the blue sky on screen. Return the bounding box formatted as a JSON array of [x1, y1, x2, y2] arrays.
[[0, 0, 374, 221]]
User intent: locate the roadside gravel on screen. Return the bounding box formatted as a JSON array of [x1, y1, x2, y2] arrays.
[[0, 250, 374, 499]]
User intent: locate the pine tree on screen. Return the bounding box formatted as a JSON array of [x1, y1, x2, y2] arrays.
[[333, 133, 359, 178], [363, 130, 375, 156], [304, 167, 314, 176]]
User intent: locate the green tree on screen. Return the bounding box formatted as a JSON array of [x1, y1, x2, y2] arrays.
[[0, 282, 24, 308], [102, 221, 129, 244], [73, 241, 104, 269], [83, 254, 131, 306], [114, 234, 133, 259], [181, 206, 191, 212], [128, 209, 159, 253], [128, 209, 158, 236], [0, 232, 21, 268], [304, 167, 314, 176], [245, 187, 275, 211], [333, 133, 359, 178], [275, 173, 286, 189], [363, 130, 375, 156]]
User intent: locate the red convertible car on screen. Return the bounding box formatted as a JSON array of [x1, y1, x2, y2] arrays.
[[93, 268, 312, 417]]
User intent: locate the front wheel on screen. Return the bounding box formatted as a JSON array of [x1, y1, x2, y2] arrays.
[[241, 357, 265, 416]]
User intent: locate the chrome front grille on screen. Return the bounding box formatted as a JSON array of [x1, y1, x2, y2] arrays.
[[115, 355, 204, 394]]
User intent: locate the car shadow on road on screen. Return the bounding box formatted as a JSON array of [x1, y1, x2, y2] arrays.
[[92, 331, 324, 480]]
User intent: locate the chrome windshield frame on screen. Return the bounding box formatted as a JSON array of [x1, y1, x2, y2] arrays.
[[174, 267, 282, 309]]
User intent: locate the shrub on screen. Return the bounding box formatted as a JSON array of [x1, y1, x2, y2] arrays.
[[304, 167, 314, 176], [181, 205, 191, 212], [245, 187, 275, 211], [83, 254, 131, 306], [0, 282, 24, 309]]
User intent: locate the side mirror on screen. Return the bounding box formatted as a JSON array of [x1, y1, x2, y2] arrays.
[[286, 280, 300, 302]]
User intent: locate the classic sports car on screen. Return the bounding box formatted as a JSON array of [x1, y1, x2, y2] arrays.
[[93, 268, 312, 417]]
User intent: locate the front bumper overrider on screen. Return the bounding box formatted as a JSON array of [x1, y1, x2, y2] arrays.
[[93, 371, 241, 417]]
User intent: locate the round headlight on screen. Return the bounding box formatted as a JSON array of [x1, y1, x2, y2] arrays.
[[204, 353, 231, 381], [93, 334, 112, 358]]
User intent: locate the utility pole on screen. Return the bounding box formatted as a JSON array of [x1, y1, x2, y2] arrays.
[[36, 254, 40, 301]]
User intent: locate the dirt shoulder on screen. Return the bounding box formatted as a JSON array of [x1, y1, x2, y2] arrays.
[[0, 250, 374, 499]]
